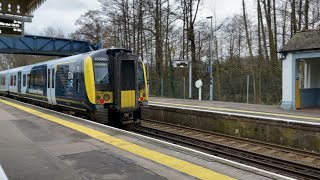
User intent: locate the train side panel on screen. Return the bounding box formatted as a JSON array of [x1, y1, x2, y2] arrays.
[[8, 70, 18, 95], [24, 64, 47, 102], [0, 71, 8, 95], [54, 58, 92, 112]]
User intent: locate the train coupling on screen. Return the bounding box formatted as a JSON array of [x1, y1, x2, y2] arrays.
[[121, 112, 134, 125]]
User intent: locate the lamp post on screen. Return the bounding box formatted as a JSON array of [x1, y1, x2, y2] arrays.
[[189, 57, 192, 99], [146, 40, 152, 96], [206, 16, 214, 101]]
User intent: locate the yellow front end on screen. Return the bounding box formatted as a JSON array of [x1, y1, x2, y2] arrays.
[[121, 90, 136, 108], [138, 62, 149, 103]]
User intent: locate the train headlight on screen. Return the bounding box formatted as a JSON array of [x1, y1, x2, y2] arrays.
[[96, 95, 101, 101], [103, 94, 110, 101]]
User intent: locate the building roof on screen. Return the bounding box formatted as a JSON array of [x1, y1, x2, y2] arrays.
[[1, 0, 46, 16], [279, 30, 320, 53], [27, 0, 46, 14]]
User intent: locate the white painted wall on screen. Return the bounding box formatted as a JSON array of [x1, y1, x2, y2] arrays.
[[281, 53, 295, 110]]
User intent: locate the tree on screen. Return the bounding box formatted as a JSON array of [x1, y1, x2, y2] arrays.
[[41, 27, 65, 38], [304, 0, 309, 29], [66, 0, 320, 104], [70, 10, 111, 47], [242, 0, 256, 101]]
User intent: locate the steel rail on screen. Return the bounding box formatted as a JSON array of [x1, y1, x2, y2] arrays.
[[134, 119, 320, 180]]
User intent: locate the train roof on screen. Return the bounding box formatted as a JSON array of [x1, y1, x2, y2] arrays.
[[0, 48, 133, 73]]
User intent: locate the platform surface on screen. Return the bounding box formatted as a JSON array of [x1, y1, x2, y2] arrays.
[[149, 97, 320, 124], [0, 97, 293, 180]]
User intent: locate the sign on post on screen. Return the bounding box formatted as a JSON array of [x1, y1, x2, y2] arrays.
[[206, 66, 212, 73], [195, 79, 203, 101], [173, 60, 189, 68], [0, 18, 24, 36]]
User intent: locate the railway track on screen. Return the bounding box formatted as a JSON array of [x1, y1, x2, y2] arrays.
[[134, 119, 320, 180]]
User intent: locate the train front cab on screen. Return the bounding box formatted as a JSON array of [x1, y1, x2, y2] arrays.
[[85, 49, 144, 128], [111, 49, 141, 127]]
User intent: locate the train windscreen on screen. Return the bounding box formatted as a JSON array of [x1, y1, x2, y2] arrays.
[[94, 62, 110, 85], [138, 62, 145, 90]]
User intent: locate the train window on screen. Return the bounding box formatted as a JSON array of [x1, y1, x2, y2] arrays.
[[23, 74, 26, 87], [94, 62, 110, 85], [48, 69, 50, 88], [0, 77, 5, 85], [27, 74, 30, 87], [14, 75, 16, 86], [33, 68, 46, 87], [52, 68, 55, 88], [35, 71, 40, 86], [10, 76, 13, 86], [30, 70, 35, 87], [121, 60, 135, 90], [76, 79, 80, 92]]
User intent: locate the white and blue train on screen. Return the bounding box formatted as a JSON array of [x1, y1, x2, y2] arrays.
[[0, 48, 148, 128]]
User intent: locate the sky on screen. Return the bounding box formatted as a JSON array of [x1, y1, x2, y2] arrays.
[[25, 0, 245, 36]]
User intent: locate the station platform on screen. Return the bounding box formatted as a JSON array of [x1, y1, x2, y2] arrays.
[[0, 97, 292, 180], [147, 97, 320, 154], [149, 97, 320, 125]]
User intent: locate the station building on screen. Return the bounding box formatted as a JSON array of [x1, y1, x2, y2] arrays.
[[280, 30, 320, 110]]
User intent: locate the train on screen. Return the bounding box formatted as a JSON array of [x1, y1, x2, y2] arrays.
[[0, 48, 148, 128]]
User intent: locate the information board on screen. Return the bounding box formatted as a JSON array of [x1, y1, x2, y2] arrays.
[[0, 18, 24, 36]]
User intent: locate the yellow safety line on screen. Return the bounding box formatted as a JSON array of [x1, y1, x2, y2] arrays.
[[150, 101, 320, 122], [0, 99, 234, 180]]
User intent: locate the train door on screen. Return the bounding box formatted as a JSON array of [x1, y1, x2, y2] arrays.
[[18, 72, 21, 93], [50, 65, 57, 104], [21, 73, 27, 94], [5, 71, 9, 92], [47, 68, 52, 104], [47, 65, 57, 105], [114, 53, 138, 109]]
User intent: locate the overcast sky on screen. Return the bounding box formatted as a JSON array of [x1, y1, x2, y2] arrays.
[[25, 0, 245, 36]]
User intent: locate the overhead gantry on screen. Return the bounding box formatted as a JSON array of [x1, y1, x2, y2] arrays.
[[0, 0, 100, 56]]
